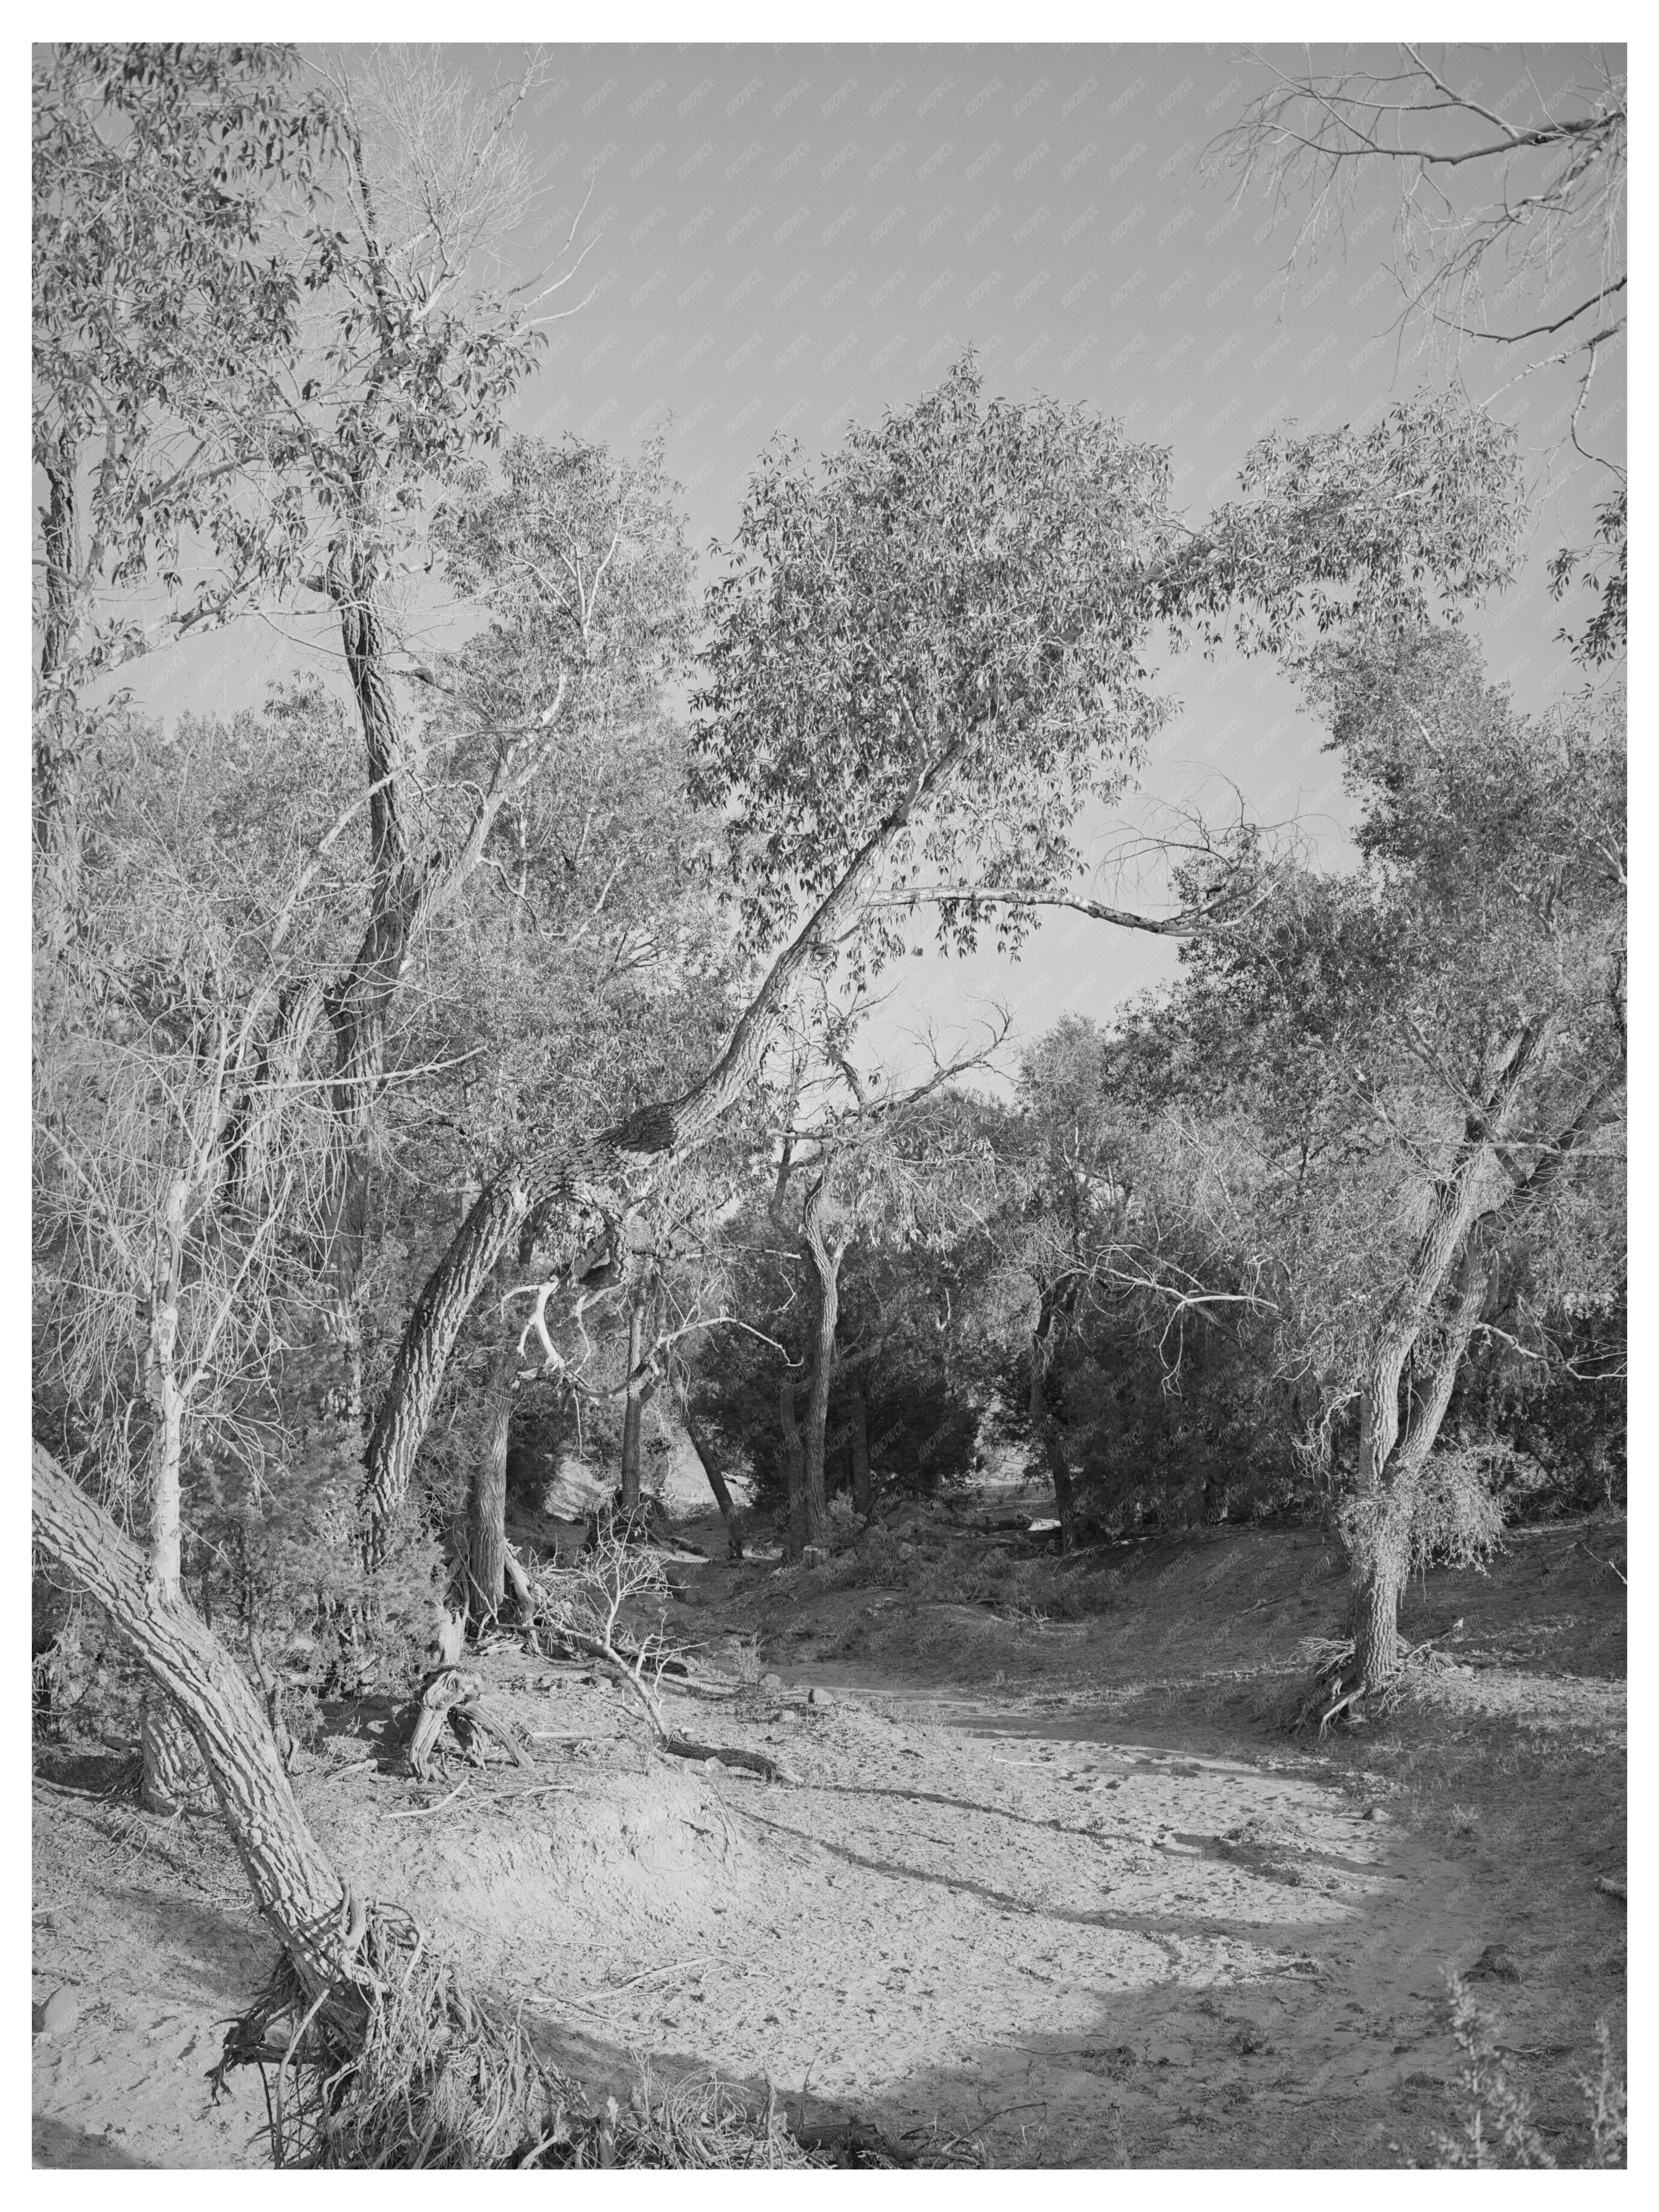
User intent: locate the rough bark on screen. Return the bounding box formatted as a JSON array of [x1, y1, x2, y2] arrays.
[[1334, 1028, 1579, 1690], [321, 576, 427, 1442], [848, 1380, 872, 1519], [33, 1444, 358, 1997], [139, 1175, 191, 1809], [39, 428, 79, 683], [141, 1694, 206, 1814], [1348, 1241, 1494, 1688], [466, 1345, 516, 1626], [1348, 1503, 1412, 1689], [358, 756, 961, 1566], [800, 1177, 844, 1551]]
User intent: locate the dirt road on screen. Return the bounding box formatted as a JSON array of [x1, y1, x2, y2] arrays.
[[32, 1509, 1626, 2168]]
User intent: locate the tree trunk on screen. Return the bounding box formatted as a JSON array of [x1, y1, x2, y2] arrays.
[[1346, 1493, 1413, 1689], [619, 1291, 648, 1515], [33, 1445, 359, 1998], [684, 1405, 742, 1553], [800, 1178, 844, 1552], [849, 1380, 872, 1518], [357, 759, 962, 1565], [778, 1376, 807, 1560], [141, 1185, 195, 1810], [34, 432, 85, 954], [1029, 1305, 1077, 1553], [320, 579, 425, 1479], [141, 1694, 205, 1814], [1346, 1242, 1494, 1691], [466, 1345, 516, 1627]]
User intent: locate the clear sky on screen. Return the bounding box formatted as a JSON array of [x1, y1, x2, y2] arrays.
[[117, 38, 1628, 1087]]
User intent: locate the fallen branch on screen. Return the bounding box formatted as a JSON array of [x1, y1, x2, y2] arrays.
[[388, 1774, 471, 1821], [1576, 1537, 1628, 1586], [660, 1735, 798, 1782], [569, 1628, 799, 1784]]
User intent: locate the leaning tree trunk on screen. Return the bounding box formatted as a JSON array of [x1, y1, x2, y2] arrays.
[[33, 1445, 360, 1998], [357, 754, 966, 1568], [322, 577, 425, 1460], [1346, 1242, 1494, 1691], [683, 1405, 743, 1554], [800, 1178, 845, 1552], [619, 1290, 649, 1517], [141, 1694, 205, 1814], [778, 1376, 808, 1560], [848, 1380, 872, 1519], [139, 1182, 207, 1812]]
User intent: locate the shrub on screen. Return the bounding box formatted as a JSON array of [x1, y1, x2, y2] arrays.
[[1415, 1975, 1626, 2169]]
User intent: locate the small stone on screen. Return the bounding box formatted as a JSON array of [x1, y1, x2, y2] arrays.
[[1466, 1945, 1520, 1983], [758, 1672, 784, 1693], [42, 1988, 79, 2038], [808, 1686, 833, 1707]]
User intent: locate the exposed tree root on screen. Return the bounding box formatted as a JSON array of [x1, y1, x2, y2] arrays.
[[211, 1915, 825, 2169], [1282, 1631, 1459, 1735]]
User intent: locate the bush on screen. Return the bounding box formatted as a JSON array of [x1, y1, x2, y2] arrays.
[[1415, 1975, 1625, 2169]]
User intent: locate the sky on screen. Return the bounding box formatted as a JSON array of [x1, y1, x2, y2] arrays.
[[111, 38, 1628, 1090]]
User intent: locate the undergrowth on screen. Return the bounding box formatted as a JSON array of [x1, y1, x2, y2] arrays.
[[215, 1917, 825, 2170], [1412, 1976, 1626, 2169]]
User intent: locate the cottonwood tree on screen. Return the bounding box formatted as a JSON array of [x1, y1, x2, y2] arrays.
[[358, 357, 1526, 1575], [1210, 43, 1626, 664], [356, 359, 1177, 1557], [1113, 623, 1624, 1691], [27, 39, 603, 1994], [761, 1009, 1007, 1553], [32, 42, 338, 950], [990, 1016, 1305, 1541], [31, 696, 385, 1802]]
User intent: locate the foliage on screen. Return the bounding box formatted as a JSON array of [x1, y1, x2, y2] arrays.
[[1210, 45, 1626, 665], [1420, 1974, 1625, 2169], [979, 624, 1623, 1548], [693, 356, 1176, 970]]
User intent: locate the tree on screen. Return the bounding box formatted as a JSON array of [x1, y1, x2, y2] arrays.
[[28, 37, 611, 1968], [359, 358, 1525, 1566], [767, 1017, 1006, 1554], [1115, 623, 1624, 1689], [31, 690, 389, 1800], [32, 1443, 361, 1992], [356, 359, 1176, 1552], [1210, 43, 1626, 664]]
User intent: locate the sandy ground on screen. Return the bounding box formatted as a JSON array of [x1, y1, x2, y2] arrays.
[[33, 1502, 1626, 2169]]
